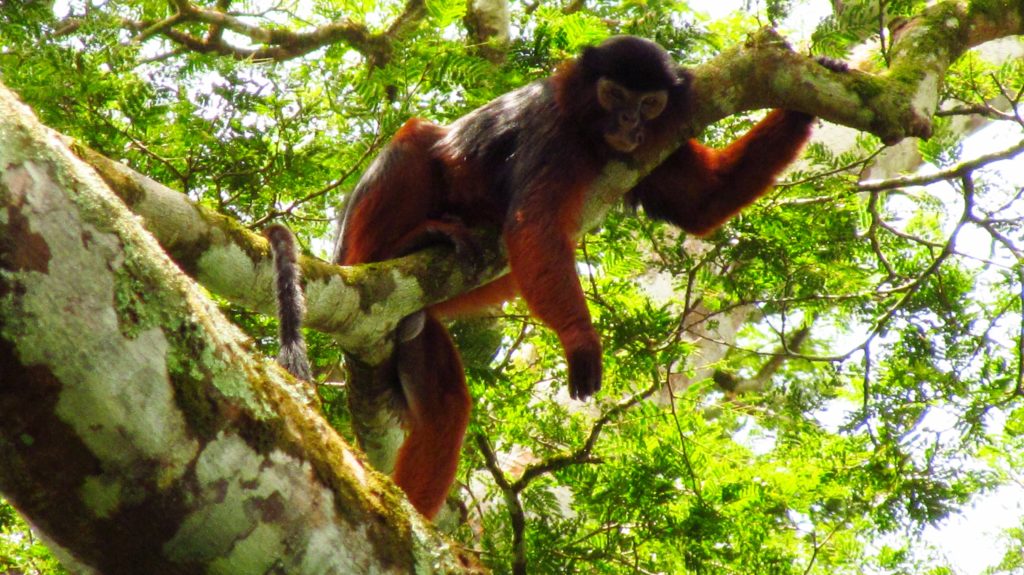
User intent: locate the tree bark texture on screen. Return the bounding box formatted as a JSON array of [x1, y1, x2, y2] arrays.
[[0, 84, 475, 574]]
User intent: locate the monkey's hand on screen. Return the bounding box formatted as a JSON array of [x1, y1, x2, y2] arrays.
[[566, 334, 602, 400], [423, 216, 485, 269], [395, 216, 485, 269]]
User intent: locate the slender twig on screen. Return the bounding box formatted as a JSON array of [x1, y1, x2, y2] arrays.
[[513, 381, 660, 489], [866, 190, 899, 280], [1016, 270, 1024, 396], [777, 147, 885, 188], [859, 139, 1024, 192], [989, 72, 1024, 126], [803, 527, 840, 575], [664, 364, 706, 507], [935, 103, 1017, 122], [252, 134, 384, 227], [86, 103, 189, 187], [494, 321, 532, 375], [475, 378, 661, 574], [475, 434, 528, 575], [878, 0, 890, 66], [861, 338, 879, 445]]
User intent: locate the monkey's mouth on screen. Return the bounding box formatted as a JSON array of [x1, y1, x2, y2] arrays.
[[604, 130, 642, 154]]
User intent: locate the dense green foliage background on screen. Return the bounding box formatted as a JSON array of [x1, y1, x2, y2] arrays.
[[2, 0, 1023, 573]]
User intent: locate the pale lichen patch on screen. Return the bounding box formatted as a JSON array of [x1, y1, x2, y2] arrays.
[[305, 273, 361, 334], [196, 241, 276, 312], [1, 160, 198, 515], [337, 267, 425, 363], [167, 432, 383, 574], [80, 475, 123, 519], [911, 72, 941, 125], [343, 448, 369, 486], [207, 521, 286, 574], [376, 267, 425, 316], [582, 159, 638, 233]]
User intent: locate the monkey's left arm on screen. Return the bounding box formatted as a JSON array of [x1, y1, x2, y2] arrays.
[[504, 181, 603, 400], [628, 109, 814, 236]]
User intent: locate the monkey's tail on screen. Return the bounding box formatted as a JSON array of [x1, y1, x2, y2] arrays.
[[392, 312, 472, 518], [266, 224, 313, 381]]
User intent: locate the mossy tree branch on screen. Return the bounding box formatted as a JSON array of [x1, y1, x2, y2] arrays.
[[56, 1, 1024, 527], [574, 0, 1024, 233], [0, 81, 477, 574]]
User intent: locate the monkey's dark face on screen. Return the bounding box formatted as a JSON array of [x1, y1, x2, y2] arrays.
[[596, 77, 668, 154]]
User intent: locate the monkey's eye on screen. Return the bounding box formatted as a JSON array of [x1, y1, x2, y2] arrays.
[[640, 92, 668, 118], [597, 78, 633, 111], [608, 87, 628, 105]]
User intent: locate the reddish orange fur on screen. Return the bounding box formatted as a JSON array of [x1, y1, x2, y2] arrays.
[[430, 276, 518, 318], [629, 109, 814, 236], [391, 314, 471, 518], [338, 119, 449, 265], [505, 181, 600, 362]]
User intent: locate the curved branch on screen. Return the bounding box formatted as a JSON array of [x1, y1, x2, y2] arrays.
[[580, 1, 1022, 232], [475, 434, 528, 575], [512, 382, 658, 489], [859, 138, 1024, 191], [122, 0, 428, 65]]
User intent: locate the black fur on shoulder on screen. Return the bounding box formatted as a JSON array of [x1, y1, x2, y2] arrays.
[[265, 223, 313, 381]]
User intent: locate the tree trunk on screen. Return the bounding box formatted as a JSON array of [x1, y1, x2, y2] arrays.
[[0, 83, 476, 574]]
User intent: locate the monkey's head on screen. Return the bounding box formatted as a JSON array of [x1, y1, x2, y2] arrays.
[[579, 36, 688, 154]]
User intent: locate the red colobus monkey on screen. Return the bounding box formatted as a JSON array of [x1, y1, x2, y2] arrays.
[[275, 36, 819, 518]]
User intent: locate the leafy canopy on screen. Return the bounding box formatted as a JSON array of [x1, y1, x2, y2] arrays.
[[2, 0, 1024, 573]]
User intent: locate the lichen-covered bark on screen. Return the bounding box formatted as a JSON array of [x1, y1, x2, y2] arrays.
[[70, 135, 508, 495], [465, 0, 511, 62], [0, 84, 476, 573]]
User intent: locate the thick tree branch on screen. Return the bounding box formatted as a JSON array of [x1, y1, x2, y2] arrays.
[[48, 7, 1024, 534], [70, 138, 506, 485], [0, 81, 475, 574]]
